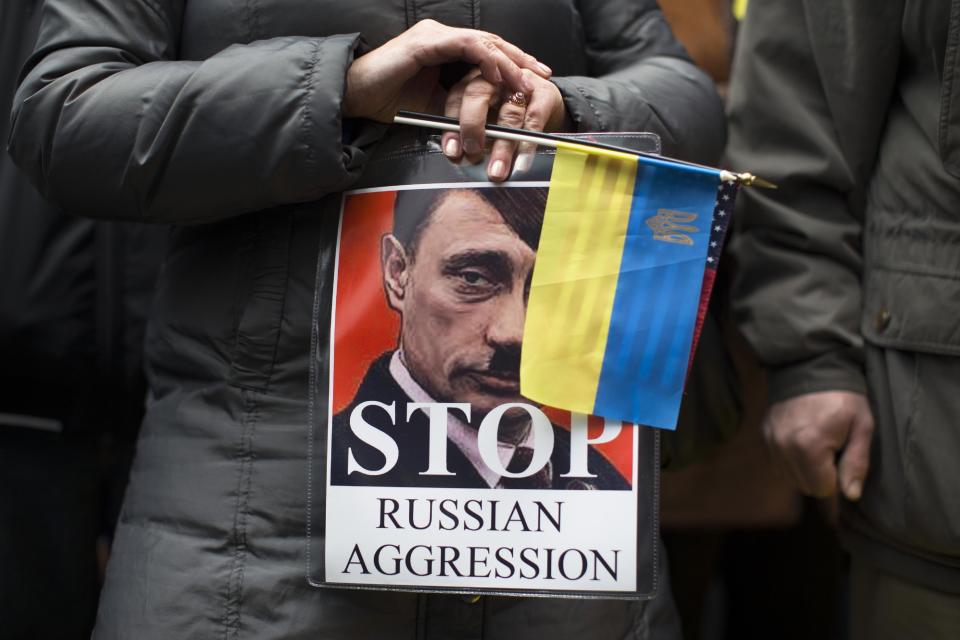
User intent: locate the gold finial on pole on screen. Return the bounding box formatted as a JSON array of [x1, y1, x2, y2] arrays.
[[737, 172, 778, 189], [720, 171, 778, 189]]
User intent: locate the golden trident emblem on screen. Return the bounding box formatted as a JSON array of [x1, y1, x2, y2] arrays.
[[644, 209, 699, 246]]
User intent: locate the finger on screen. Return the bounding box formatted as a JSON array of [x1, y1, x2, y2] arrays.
[[785, 427, 839, 498], [514, 77, 551, 173], [764, 411, 837, 498], [794, 450, 839, 498], [441, 75, 473, 160], [487, 35, 552, 78], [441, 132, 461, 161], [487, 93, 527, 181], [458, 77, 498, 163], [761, 415, 794, 478], [838, 406, 875, 501], [396, 66, 444, 118], [513, 141, 538, 174], [521, 81, 550, 133], [763, 414, 811, 493], [407, 24, 503, 88], [459, 33, 535, 94], [462, 31, 548, 89], [406, 21, 545, 92]]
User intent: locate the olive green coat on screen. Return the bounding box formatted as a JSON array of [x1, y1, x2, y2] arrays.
[[727, 0, 960, 592]]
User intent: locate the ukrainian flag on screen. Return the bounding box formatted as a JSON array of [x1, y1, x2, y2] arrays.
[[521, 145, 725, 430]]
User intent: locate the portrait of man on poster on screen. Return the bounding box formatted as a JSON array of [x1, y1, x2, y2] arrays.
[[329, 186, 630, 491]]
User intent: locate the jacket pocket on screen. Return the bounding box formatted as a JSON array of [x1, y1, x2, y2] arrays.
[[862, 346, 960, 560], [861, 215, 960, 355], [901, 350, 960, 558], [861, 266, 960, 355], [228, 210, 294, 391]]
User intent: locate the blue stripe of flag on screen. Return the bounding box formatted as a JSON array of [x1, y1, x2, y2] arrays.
[[592, 161, 720, 429]]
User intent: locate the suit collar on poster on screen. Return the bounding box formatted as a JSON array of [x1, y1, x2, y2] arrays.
[[388, 349, 534, 488]]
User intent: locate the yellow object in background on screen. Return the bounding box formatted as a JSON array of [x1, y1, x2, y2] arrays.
[[733, 0, 748, 21]]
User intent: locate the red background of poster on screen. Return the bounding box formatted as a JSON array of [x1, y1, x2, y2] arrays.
[[331, 190, 634, 483]]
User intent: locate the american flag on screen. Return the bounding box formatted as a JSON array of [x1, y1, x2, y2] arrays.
[[688, 179, 738, 368]]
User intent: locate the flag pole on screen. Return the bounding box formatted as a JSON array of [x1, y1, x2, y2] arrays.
[[392, 111, 776, 188], [393, 113, 564, 152]]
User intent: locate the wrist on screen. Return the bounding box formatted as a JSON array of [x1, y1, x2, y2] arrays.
[[550, 107, 573, 133], [543, 80, 571, 133], [342, 61, 365, 119], [767, 348, 867, 404]]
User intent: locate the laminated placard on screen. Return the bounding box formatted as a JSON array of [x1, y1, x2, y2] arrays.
[[306, 131, 730, 599]]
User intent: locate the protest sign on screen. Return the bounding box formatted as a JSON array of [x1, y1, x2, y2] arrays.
[[307, 133, 731, 599]]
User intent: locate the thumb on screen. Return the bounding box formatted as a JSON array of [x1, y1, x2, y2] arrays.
[[838, 403, 875, 501]]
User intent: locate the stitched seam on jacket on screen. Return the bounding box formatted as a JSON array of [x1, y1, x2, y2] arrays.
[[243, 0, 262, 42], [227, 214, 293, 392], [630, 568, 649, 640], [141, 0, 168, 26], [902, 353, 922, 532], [228, 221, 258, 382], [301, 40, 323, 187], [305, 214, 328, 586], [651, 431, 661, 597], [576, 85, 606, 131], [869, 263, 960, 282], [260, 216, 293, 393], [865, 221, 960, 246], [939, 0, 960, 166], [862, 332, 960, 355], [403, 0, 414, 28], [222, 391, 259, 639]]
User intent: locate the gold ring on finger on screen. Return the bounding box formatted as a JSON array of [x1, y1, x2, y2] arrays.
[[507, 91, 528, 108]]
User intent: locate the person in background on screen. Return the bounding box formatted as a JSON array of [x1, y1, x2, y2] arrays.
[[727, 1, 960, 637], [658, 0, 734, 91], [0, 2, 164, 638], [9, 0, 725, 637], [655, 4, 848, 639]]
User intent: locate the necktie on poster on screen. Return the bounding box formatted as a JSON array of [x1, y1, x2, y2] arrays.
[[520, 145, 738, 430]]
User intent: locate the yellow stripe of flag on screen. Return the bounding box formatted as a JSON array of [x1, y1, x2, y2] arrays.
[[540, 152, 598, 359], [521, 147, 638, 414], [564, 158, 633, 359]]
